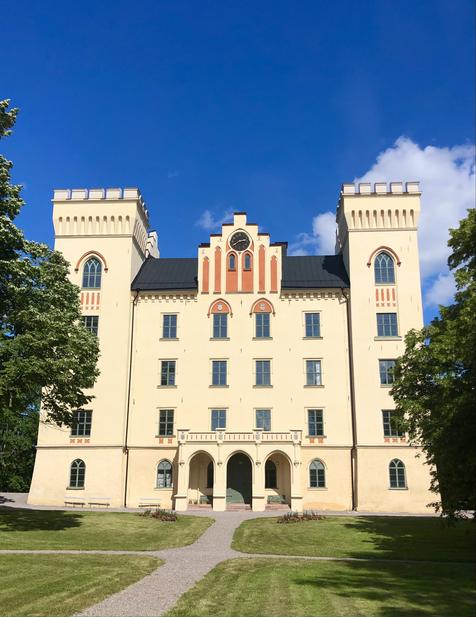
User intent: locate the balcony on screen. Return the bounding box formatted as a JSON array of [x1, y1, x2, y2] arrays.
[[178, 430, 302, 444]]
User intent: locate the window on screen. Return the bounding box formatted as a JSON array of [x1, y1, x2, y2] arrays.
[[255, 360, 271, 386], [212, 360, 227, 386], [82, 315, 99, 336], [308, 409, 324, 436], [306, 360, 322, 386], [71, 411, 92, 437], [207, 461, 214, 488], [69, 459, 85, 488], [309, 459, 325, 488], [163, 314, 177, 339], [379, 359, 396, 385], [82, 257, 102, 289], [228, 254, 236, 270], [389, 459, 406, 488], [213, 313, 228, 339], [377, 313, 398, 337], [158, 409, 174, 436], [305, 313, 321, 337], [382, 410, 404, 437], [374, 251, 395, 284], [160, 360, 176, 386], [157, 460, 173, 488], [265, 460, 277, 488], [255, 313, 270, 338], [255, 409, 271, 431], [211, 409, 226, 431], [244, 253, 251, 270]]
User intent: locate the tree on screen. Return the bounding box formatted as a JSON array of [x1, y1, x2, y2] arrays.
[[391, 208, 476, 518], [0, 99, 100, 489]]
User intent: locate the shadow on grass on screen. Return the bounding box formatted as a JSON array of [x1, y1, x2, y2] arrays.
[[341, 516, 476, 562], [0, 507, 82, 532], [293, 560, 476, 617]]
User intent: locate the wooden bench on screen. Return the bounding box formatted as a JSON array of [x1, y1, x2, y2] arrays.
[[64, 500, 85, 508], [88, 500, 110, 508], [138, 498, 161, 509]]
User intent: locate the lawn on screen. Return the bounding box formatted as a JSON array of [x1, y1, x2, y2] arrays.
[[0, 553, 160, 617], [232, 515, 476, 562], [166, 557, 476, 617], [0, 508, 213, 550]]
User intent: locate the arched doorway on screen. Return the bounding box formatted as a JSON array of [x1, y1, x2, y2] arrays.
[[226, 453, 252, 505], [188, 452, 214, 508], [265, 452, 291, 508]]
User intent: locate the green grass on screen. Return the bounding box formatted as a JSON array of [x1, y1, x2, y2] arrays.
[[0, 553, 160, 617], [166, 557, 476, 617], [232, 515, 476, 562], [0, 508, 213, 550]]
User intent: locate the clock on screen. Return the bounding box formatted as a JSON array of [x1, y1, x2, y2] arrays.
[[230, 231, 250, 252]]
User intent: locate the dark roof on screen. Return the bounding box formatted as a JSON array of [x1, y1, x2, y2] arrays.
[[281, 255, 349, 289], [132, 254, 349, 292], [132, 258, 198, 291]]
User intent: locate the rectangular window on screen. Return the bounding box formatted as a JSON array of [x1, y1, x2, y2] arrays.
[[255, 313, 270, 338], [160, 360, 176, 386], [255, 409, 271, 431], [211, 409, 226, 431], [162, 314, 177, 339], [212, 360, 227, 386], [71, 410, 92, 437], [305, 313, 320, 338], [382, 410, 405, 437], [377, 313, 398, 337], [213, 313, 228, 339], [158, 409, 174, 436], [82, 316, 99, 336], [255, 360, 271, 386], [306, 360, 322, 386], [379, 359, 396, 385], [307, 409, 324, 436]]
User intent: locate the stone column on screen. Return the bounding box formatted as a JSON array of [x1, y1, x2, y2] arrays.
[[252, 430, 265, 511], [290, 429, 303, 512], [174, 429, 190, 511], [213, 430, 226, 511]]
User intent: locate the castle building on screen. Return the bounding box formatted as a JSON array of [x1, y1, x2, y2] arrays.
[[28, 182, 434, 512]]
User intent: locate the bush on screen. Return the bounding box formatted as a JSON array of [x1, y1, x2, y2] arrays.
[[277, 510, 326, 524], [138, 508, 178, 522]]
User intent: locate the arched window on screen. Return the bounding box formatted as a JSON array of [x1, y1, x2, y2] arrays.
[[206, 461, 214, 489], [374, 252, 395, 284], [69, 459, 85, 488], [157, 460, 173, 488], [309, 459, 326, 488], [389, 459, 406, 488], [244, 253, 252, 271], [82, 257, 102, 288], [265, 459, 277, 489], [228, 254, 236, 271]]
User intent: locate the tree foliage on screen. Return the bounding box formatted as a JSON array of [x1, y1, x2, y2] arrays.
[[0, 99, 100, 488], [391, 208, 476, 518]]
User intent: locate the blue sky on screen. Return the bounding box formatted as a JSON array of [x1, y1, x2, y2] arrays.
[[2, 1, 475, 321]]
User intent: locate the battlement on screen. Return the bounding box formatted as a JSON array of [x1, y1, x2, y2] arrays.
[[53, 187, 148, 219], [341, 181, 420, 196]]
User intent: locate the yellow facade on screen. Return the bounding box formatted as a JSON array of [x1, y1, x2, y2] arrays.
[[28, 182, 435, 513]]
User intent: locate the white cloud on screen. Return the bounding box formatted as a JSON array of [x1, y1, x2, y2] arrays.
[[289, 212, 336, 256], [195, 209, 233, 231], [291, 137, 475, 308]]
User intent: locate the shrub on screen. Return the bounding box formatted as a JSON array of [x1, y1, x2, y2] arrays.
[[137, 508, 178, 522], [277, 510, 326, 524]]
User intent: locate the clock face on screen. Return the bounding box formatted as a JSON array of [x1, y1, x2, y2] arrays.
[[230, 231, 250, 252]]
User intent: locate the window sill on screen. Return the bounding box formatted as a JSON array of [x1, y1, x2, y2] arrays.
[[154, 487, 173, 491], [209, 385, 229, 388], [159, 338, 179, 341], [304, 384, 324, 388], [380, 384, 393, 388], [155, 434, 176, 438], [374, 336, 402, 341], [70, 435, 92, 438], [66, 487, 85, 491], [388, 487, 408, 490], [306, 435, 326, 439], [252, 337, 273, 341], [157, 385, 177, 389], [210, 337, 230, 341], [303, 336, 323, 340], [308, 487, 328, 491], [253, 385, 273, 388]]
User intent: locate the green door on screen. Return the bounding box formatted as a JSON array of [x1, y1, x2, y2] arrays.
[[226, 453, 252, 504]]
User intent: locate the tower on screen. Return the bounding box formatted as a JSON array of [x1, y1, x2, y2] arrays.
[[28, 188, 158, 506]]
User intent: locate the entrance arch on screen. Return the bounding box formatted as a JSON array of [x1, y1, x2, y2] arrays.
[[188, 451, 214, 507], [226, 453, 252, 505], [264, 451, 292, 507]]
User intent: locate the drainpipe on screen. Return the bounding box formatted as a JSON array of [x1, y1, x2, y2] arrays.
[[123, 290, 139, 508], [342, 288, 358, 511]]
